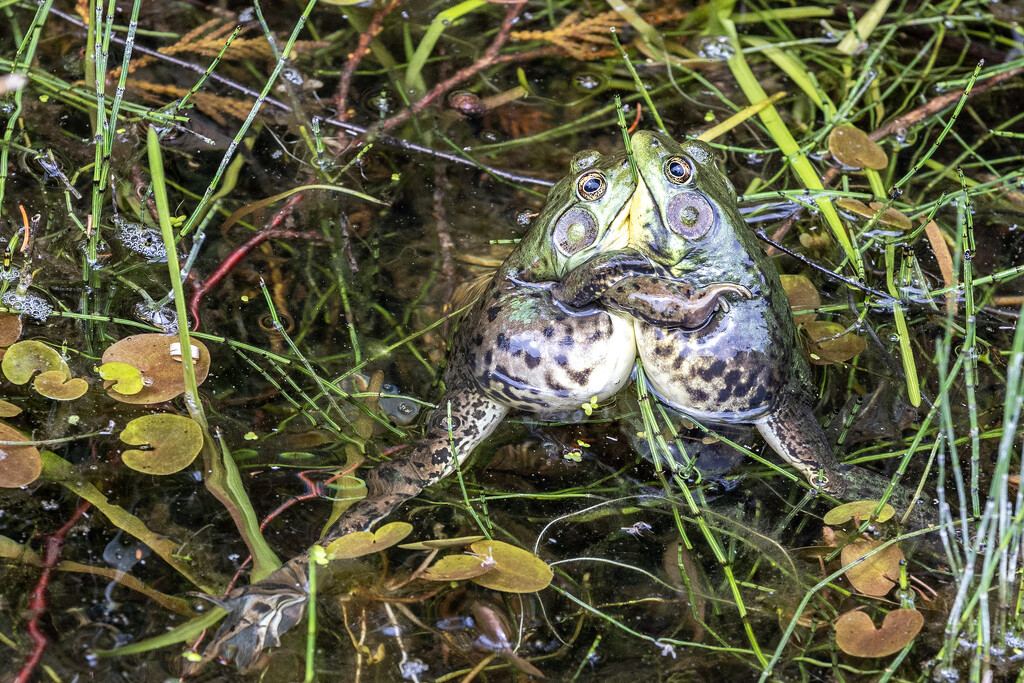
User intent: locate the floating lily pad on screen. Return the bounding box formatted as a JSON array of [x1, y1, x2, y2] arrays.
[[33, 370, 88, 401], [835, 197, 877, 219], [101, 334, 210, 404], [325, 521, 413, 560], [0, 422, 40, 487], [841, 539, 904, 597], [781, 274, 820, 324], [0, 400, 21, 417], [0, 313, 23, 347], [422, 553, 494, 582], [824, 500, 896, 525], [835, 608, 924, 657], [97, 362, 145, 395], [399, 535, 487, 550], [120, 414, 204, 475], [2, 340, 70, 385], [829, 125, 888, 170], [803, 321, 867, 365], [468, 540, 553, 593], [868, 202, 913, 231]]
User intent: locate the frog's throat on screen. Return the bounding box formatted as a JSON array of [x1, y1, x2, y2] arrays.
[[626, 174, 654, 249]]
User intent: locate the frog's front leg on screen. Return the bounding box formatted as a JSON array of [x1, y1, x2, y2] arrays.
[[192, 388, 508, 673], [602, 276, 753, 329]]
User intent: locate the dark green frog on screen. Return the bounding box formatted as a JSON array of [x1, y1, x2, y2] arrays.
[[193, 131, 923, 671]]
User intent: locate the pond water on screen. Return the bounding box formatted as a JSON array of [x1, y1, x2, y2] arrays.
[[1, 2, 1023, 681]]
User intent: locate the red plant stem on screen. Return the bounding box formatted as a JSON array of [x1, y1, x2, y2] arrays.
[[188, 227, 322, 330], [335, 0, 400, 121], [367, 0, 528, 139], [15, 500, 91, 683]]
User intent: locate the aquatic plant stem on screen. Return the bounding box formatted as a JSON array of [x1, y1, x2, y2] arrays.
[[147, 127, 281, 580], [0, 0, 54, 211]]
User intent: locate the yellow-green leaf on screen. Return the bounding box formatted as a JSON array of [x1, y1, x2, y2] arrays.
[[98, 362, 145, 395], [824, 500, 896, 525], [120, 414, 204, 475], [422, 553, 493, 582], [399, 535, 486, 550], [0, 399, 21, 417], [2, 340, 69, 385], [33, 370, 88, 400], [325, 522, 413, 560], [468, 540, 553, 593]]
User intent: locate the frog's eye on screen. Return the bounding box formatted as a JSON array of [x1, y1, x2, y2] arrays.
[[553, 208, 597, 256], [576, 171, 607, 201], [666, 193, 714, 240], [665, 156, 694, 185]]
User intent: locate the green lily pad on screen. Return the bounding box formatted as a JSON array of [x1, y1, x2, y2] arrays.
[[120, 414, 204, 475], [0, 400, 21, 417], [101, 334, 210, 404], [422, 553, 494, 582], [824, 500, 896, 525], [97, 362, 144, 395], [835, 608, 924, 657], [0, 313, 23, 347], [2, 340, 70, 385], [468, 540, 553, 593], [841, 539, 904, 597], [0, 421, 41, 487], [33, 370, 88, 401], [325, 521, 413, 560], [399, 535, 487, 550]]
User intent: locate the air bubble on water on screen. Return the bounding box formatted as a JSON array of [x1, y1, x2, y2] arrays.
[[282, 67, 303, 86], [2, 290, 52, 320]]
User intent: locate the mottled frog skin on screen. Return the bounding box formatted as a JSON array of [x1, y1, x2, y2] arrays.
[[618, 131, 848, 491], [194, 131, 924, 672]]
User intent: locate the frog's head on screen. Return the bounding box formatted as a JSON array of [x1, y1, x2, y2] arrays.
[[515, 147, 636, 279], [625, 130, 749, 277]]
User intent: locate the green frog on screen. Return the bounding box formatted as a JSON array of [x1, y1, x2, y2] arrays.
[[192, 131, 923, 671]]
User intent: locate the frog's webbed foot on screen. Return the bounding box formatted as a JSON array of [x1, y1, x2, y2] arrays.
[[551, 249, 665, 307], [186, 559, 310, 674], [603, 278, 753, 328]]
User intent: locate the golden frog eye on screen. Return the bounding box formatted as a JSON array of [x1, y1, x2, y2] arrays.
[[665, 156, 693, 184], [553, 207, 597, 256], [576, 171, 607, 201]]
